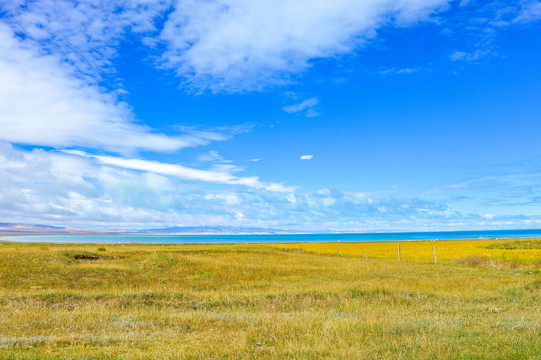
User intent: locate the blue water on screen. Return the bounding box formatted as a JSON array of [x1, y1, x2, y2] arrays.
[[2, 229, 541, 243]]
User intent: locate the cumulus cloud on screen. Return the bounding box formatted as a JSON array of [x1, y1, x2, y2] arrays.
[[158, 0, 449, 92], [2, 143, 540, 230], [300, 155, 314, 160]]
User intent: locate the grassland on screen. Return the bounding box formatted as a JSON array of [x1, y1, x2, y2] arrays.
[[0, 238, 540, 359], [270, 238, 541, 265]]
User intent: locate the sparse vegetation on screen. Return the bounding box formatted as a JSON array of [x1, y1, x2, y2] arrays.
[[456, 255, 487, 266], [485, 238, 541, 250], [0, 238, 539, 359]]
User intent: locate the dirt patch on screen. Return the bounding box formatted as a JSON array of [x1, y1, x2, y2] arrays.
[[59, 251, 104, 261], [456, 255, 486, 266], [72, 253, 100, 260]]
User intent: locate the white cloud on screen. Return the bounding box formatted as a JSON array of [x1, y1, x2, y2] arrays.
[[65, 150, 296, 193], [283, 98, 318, 113], [283, 98, 319, 117], [380, 67, 420, 75], [197, 150, 230, 163], [2, 143, 540, 230], [300, 155, 314, 160], [439, 1, 541, 67], [449, 49, 492, 62], [1, 0, 171, 80], [0, 23, 227, 154], [514, 1, 541, 23], [158, 0, 449, 92], [305, 109, 320, 118]]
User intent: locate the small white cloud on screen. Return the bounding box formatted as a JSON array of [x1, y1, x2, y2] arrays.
[[283, 98, 318, 113], [305, 109, 320, 118], [449, 49, 492, 62], [198, 150, 229, 163], [449, 51, 467, 61], [380, 67, 419, 75], [283, 98, 319, 117], [300, 155, 314, 160]]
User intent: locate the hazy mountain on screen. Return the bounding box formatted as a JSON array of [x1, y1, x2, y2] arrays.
[[0, 223, 288, 235]]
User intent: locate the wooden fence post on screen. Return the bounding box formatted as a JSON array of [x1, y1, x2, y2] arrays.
[[319, 249, 321, 255], [296, 245, 300, 253], [433, 246, 437, 264], [365, 250, 368, 259], [398, 244, 401, 261], [336, 249, 339, 257]]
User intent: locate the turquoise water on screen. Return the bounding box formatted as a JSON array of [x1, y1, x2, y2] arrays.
[[2, 229, 541, 243]]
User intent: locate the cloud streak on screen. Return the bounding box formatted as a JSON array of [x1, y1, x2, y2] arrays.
[[64, 150, 296, 193], [283, 98, 319, 117]]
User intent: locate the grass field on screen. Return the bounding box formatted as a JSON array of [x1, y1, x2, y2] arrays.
[[270, 238, 541, 265], [0, 238, 540, 359]]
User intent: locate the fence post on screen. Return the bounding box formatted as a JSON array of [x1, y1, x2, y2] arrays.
[[285, 245, 288, 252], [319, 249, 321, 255], [296, 245, 300, 253], [365, 250, 368, 259], [336, 249, 339, 257], [433, 246, 437, 264], [398, 244, 401, 261]]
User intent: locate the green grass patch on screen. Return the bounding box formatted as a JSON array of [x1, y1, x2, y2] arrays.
[[485, 239, 541, 249]]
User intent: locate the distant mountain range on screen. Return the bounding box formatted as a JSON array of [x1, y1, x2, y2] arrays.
[[0, 223, 124, 235], [0, 223, 289, 235], [140, 226, 289, 234]]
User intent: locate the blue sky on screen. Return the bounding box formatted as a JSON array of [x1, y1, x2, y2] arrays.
[[0, 0, 540, 231]]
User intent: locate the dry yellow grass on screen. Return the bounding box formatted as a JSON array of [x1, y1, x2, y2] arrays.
[[0, 238, 540, 359], [269, 237, 541, 265]]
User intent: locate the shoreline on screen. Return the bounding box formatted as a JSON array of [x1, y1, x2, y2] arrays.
[[1, 233, 540, 245]]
